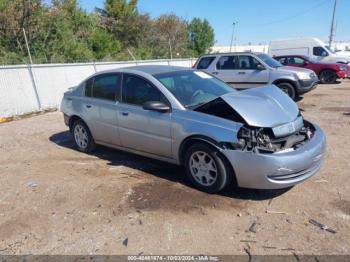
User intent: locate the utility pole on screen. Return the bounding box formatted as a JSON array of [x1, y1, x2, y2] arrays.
[[329, 0, 337, 49], [22, 28, 33, 64], [229, 22, 237, 52], [23, 28, 41, 110], [168, 38, 173, 60]]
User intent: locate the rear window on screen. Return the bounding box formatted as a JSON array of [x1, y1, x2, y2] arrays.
[[196, 57, 215, 69], [85, 73, 120, 101]]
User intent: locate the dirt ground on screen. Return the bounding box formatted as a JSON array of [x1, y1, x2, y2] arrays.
[[0, 80, 349, 256]]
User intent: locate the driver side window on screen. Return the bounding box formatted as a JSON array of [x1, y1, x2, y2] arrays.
[[238, 56, 261, 70]]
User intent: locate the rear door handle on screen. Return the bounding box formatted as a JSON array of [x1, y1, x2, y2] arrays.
[[238, 72, 246, 75], [85, 104, 92, 108], [121, 112, 129, 116]]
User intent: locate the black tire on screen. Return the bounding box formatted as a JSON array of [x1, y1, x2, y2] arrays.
[[71, 119, 96, 153], [184, 142, 233, 194], [319, 69, 337, 84], [277, 82, 297, 100]]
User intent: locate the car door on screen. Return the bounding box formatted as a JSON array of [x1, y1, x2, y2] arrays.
[[116, 73, 172, 158], [235, 55, 270, 88], [214, 55, 242, 88], [81, 73, 121, 146]]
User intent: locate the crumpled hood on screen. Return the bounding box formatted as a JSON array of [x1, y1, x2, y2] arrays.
[[221, 85, 299, 127]]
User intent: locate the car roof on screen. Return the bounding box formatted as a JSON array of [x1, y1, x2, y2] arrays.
[[200, 52, 257, 57], [274, 54, 307, 58], [97, 65, 191, 75]]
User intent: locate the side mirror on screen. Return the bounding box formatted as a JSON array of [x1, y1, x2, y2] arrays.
[[142, 101, 170, 113], [321, 51, 328, 57], [303, 61, 309, 65], [256, 64, 265, 70]]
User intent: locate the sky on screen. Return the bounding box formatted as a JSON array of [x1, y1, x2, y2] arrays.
[[74, 0, 350, 45]]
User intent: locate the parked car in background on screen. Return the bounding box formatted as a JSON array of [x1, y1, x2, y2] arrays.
[[60, 66, 326, 193], [274, 55, 350, 84], [194, 52, 318, 100], [269, 37, 350, 64]]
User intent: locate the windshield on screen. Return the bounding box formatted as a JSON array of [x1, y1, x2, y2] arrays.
[[304, 56, 318, 63], [257, 53, 282, 68], [154, 70, 236, 108], [325, 45, 335, 54]]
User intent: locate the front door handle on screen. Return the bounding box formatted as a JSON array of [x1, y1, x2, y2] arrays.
[[238, 72, 246, 75], [121, 112, 129, 116], [85, 104, 92, 108]]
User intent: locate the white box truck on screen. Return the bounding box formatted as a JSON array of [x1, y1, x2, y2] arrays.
[[269, 37, 350, 64]]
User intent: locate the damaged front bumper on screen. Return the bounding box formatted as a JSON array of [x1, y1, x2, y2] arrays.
[[222, 123, 326, 189]]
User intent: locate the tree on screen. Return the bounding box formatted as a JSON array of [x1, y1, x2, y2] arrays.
[[153, 14, 189, 59], [105, 0, 137, 21], [40, 0, 96, 62], [0, 0, 216, 64], [188, 18, 215, 56], [88, 29, 121, 60], [0, 0, 46, 63]]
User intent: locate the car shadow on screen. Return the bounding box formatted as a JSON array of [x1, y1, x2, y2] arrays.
[[49, 131, 291, 201], [294, 95, 304, 103]]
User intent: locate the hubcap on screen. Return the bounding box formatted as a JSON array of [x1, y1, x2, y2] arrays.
[[189, 151, 218, 186], [74, 124, 88, 149]]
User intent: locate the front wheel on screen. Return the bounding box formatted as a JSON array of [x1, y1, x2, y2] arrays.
[[184, 142, 233, 193], [277, 82, 297, 100], [319, 70, 337, 84], [72, 120, 96, 153]]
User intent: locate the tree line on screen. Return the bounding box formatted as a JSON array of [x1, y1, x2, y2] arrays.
[[0, 0, 215, 64]]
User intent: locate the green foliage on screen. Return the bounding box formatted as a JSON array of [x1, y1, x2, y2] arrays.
[[105, 0, 137, 20], [0, 0, 215, 64], [188, 18, 215, 56]]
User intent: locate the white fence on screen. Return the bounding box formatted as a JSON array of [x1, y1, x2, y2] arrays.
[[0, 58, 197, 118]]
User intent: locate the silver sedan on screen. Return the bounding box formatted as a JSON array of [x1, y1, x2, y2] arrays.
[[60, 66, 326, 193]]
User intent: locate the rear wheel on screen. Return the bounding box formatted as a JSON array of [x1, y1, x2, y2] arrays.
[[277, 82, 297, 100], [72, 119, 96, 153], [184, 142, 232, 193], [319, 70, 337, 84]]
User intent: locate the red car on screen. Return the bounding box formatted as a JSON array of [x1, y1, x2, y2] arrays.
[[274, 55, 350, 84]]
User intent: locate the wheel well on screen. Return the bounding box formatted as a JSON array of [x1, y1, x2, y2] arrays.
[[179, 136, 220, 165], [273, 79, 296, 88], [319, 68, 336, 75], [272, 79, 297, 94], [179, 136, 238, 186], [68, 115, 83, 131]]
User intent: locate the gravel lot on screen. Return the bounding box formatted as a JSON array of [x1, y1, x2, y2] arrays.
[[0, 80, 349, 255]]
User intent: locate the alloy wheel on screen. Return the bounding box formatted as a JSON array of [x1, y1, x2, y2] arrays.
[[189, 151, 218, 186], [74, 124, 88, 150]]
